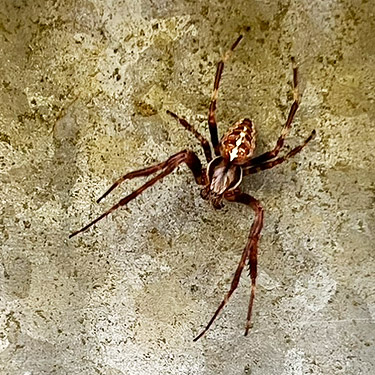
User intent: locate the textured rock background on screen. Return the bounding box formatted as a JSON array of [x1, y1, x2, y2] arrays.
[[0, 0, 374, 374]]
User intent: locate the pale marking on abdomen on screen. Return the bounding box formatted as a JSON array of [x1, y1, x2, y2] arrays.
[[229, 126, 248, 161]]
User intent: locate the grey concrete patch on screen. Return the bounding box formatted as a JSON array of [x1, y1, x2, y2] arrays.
[[0, 0, 374, 374]]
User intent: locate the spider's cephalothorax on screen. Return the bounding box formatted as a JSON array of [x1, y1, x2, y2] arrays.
[[70, 34, 316, 342], [201, 155, 243, 209]]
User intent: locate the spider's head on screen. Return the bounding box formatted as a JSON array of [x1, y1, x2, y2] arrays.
[[201, 156, 243, 209]]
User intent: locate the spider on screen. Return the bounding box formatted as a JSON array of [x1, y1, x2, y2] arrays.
[[70, 35, 315, 341]]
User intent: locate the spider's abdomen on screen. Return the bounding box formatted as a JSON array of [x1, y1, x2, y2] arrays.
[[220, 118, 256, 165]]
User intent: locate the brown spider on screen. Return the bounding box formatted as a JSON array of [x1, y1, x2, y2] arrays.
[[70, 35, 315, 341]]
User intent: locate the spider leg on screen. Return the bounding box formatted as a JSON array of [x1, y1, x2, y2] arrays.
[[225, 191, 264, 336], [209, 35, 243, 155], [193, 189, 263, 341], [244, 129, 316, 175], [245, 58, 300, 167], [166, 110, 212, 162], [193, 237, 249, 341], [70, 150, 203, 238], [97, 151, 188, 203]]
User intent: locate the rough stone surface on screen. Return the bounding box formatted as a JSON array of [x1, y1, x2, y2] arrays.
[[0, 0, 374, 374]]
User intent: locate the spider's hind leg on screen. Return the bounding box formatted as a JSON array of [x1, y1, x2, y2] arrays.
[[244, 129, 316, 175], [167, 110, 212, 162], [245, 57, 301, 167], [209, 35, 243, 156]]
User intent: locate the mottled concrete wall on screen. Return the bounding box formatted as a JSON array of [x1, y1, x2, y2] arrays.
[[0, 0, 374, 374]]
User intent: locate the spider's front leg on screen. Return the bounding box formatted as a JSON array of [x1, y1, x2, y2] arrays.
[[226, 191, 264, 335], [193, 189, 263, 341], [69, 150, 205, 238]]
